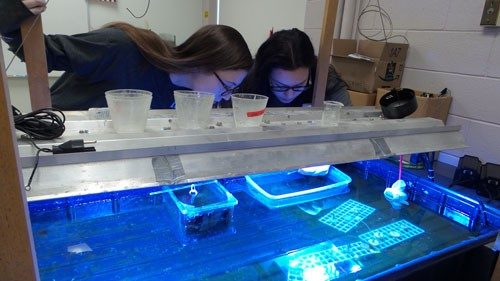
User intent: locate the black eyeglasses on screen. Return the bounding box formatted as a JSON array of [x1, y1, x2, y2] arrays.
[[213, 72, 240, 97], [269, 71, 311, 94]]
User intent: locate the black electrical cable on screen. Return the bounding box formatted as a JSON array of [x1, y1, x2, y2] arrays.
[[13, 106, 66, 190], [21, 135, 52, 191], [13, 105, 66, 140]]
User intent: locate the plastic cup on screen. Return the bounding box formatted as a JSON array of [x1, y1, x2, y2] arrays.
[[231, 93, 269, 127], [321, 101, 344, 126], [174, 90, 215, 129], [105, 89, 152, 133]]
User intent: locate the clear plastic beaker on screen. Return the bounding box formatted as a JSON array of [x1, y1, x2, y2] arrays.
[[105, 89, 152, 133], [321, 101, 344, 126], [174, 90, 215, 129], [231, 93, 269, 127]]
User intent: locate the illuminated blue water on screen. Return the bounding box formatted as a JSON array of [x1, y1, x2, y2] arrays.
[[28, 164, 497, 280]]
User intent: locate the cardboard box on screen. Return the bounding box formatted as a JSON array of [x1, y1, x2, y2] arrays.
[[348, 90, 376, 106], [376, 88, 453, 123], [332, 39, 409, 93]]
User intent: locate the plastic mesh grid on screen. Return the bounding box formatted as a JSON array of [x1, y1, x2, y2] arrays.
[[319, 199, 375, 233], [358, 219, 425, 250]]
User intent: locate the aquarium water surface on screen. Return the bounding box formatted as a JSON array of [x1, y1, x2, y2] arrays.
[[28, 164, 494, 280]]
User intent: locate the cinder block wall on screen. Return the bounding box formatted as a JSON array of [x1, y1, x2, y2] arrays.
[[304, 0, 326, 53], [305, 0, 500, 165]]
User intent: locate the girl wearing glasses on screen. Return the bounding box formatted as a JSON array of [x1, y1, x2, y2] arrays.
[[1, 0, 252, 110], [241, 28, 350, 107]]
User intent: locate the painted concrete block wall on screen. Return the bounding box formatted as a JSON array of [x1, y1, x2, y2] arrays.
[[303, 0, 344, 54], [219, 0, 307, 55], [377, 0, 500, 165], [304, 0, 326, 53], [305, 0, 500, 165]]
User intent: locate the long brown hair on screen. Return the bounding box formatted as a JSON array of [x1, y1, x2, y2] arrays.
[[244, 28, 316, 97], [103, 22, 252, 73]]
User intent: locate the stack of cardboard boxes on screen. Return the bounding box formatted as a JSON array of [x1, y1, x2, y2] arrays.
[[332, 39, 452, 123], [332, 39, 409, 106]]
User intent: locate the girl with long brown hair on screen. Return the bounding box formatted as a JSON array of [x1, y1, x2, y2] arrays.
[[1, 0, 252, 110]]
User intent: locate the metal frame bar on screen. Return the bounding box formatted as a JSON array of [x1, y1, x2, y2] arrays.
[[19, 120, 462, 168]]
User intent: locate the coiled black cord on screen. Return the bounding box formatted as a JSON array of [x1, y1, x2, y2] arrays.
[[13, 105, 66, 140], [13, 106, 66, 190]]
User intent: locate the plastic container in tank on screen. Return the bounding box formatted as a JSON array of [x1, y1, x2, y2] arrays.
[[167, 180, 238, 242], [245, 166, 352, 209]]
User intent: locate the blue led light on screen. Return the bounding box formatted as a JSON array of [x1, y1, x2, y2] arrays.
[[350, 264, 362, 273], [277, 241, 373, 281], [301, 265, 336, 281]]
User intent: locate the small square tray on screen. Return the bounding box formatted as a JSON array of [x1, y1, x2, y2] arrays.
[[245, 166, 352, 209], [167, 180, 238, 242]]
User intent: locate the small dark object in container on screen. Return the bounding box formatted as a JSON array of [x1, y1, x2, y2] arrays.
[[379, 88, 418, 119], [166, 180, 238, 243]]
